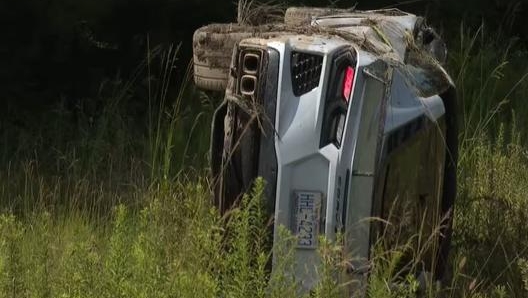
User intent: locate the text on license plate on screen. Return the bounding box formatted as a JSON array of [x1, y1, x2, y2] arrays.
[[294, 191, 322, 249]]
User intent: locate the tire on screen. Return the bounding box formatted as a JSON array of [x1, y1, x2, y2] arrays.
[[193, 23, 297, 91], [435, 86, 458, 283], [284, 7, 352, 26], [416, 271, 441, 298], [413, 18, 447, 65], [192, 24, 255, 91]]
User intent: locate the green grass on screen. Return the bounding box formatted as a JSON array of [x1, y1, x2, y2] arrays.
[[447, 26, 528, 298], [1, 24, 528, 297]]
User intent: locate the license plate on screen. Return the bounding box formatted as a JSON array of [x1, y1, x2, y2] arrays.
[[294, 191, 322, 249]]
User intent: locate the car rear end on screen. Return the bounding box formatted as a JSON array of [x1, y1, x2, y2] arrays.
[[204, 6, 456, 294], [211, 34, 374, 291]]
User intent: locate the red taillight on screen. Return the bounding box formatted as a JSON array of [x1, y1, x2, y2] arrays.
[[342, 66, 355, 103]]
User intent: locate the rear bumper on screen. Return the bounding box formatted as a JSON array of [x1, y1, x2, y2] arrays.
[[210, 47, 280, 217], [210, 40, 344, 292]]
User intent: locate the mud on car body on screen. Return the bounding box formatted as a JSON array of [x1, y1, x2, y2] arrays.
[[193, 7, 457, 294]]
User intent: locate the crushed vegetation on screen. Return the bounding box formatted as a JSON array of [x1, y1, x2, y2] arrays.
[[237, 0, 286, 26], [195, 4, 452, 97], [194, 10, 453, 140]]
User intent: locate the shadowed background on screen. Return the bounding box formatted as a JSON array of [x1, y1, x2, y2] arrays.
[[1, 2, 528, 297], [0, 0, 525, 110]]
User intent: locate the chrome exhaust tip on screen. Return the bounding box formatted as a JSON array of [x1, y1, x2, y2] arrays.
[[242, 53, 260, 74], [240, 75, 257, 96]]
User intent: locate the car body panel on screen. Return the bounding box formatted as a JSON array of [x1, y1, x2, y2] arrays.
[[204, 9, 456, 294]]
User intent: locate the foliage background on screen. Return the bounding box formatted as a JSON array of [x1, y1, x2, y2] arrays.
[[2, 0, 528, 297], [1, 0, 525, 108]]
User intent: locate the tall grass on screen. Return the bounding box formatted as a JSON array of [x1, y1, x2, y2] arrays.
[[1, 22, 528, 298], [0, 43, 214, 215], [449, 25, 528, 298]]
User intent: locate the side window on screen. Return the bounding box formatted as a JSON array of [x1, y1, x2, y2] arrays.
[[320, 49, 356, 148]]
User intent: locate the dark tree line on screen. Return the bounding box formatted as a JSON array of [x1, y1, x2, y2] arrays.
[[0, 0, 525, 110]]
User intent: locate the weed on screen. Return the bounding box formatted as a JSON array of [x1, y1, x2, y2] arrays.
[[1, 19, 528, 298]]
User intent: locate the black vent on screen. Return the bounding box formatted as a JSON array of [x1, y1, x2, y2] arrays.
[[291, 52, 323, 96]]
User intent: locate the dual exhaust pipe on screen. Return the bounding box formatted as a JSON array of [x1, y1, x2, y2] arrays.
[[239, 51, 260, 97]]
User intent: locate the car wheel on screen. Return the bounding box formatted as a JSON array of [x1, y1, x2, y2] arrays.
[[413, 18, 448, 65], [284, 7, 352, 26], [193, 24, 255, 91], [416, 271, 442, 297], [435, 87, 458, 283]]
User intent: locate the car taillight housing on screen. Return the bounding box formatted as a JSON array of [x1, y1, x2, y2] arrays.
[[320, 48, 357, 148]]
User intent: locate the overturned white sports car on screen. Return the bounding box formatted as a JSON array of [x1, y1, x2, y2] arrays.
[[193, 7, 458, 294]]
